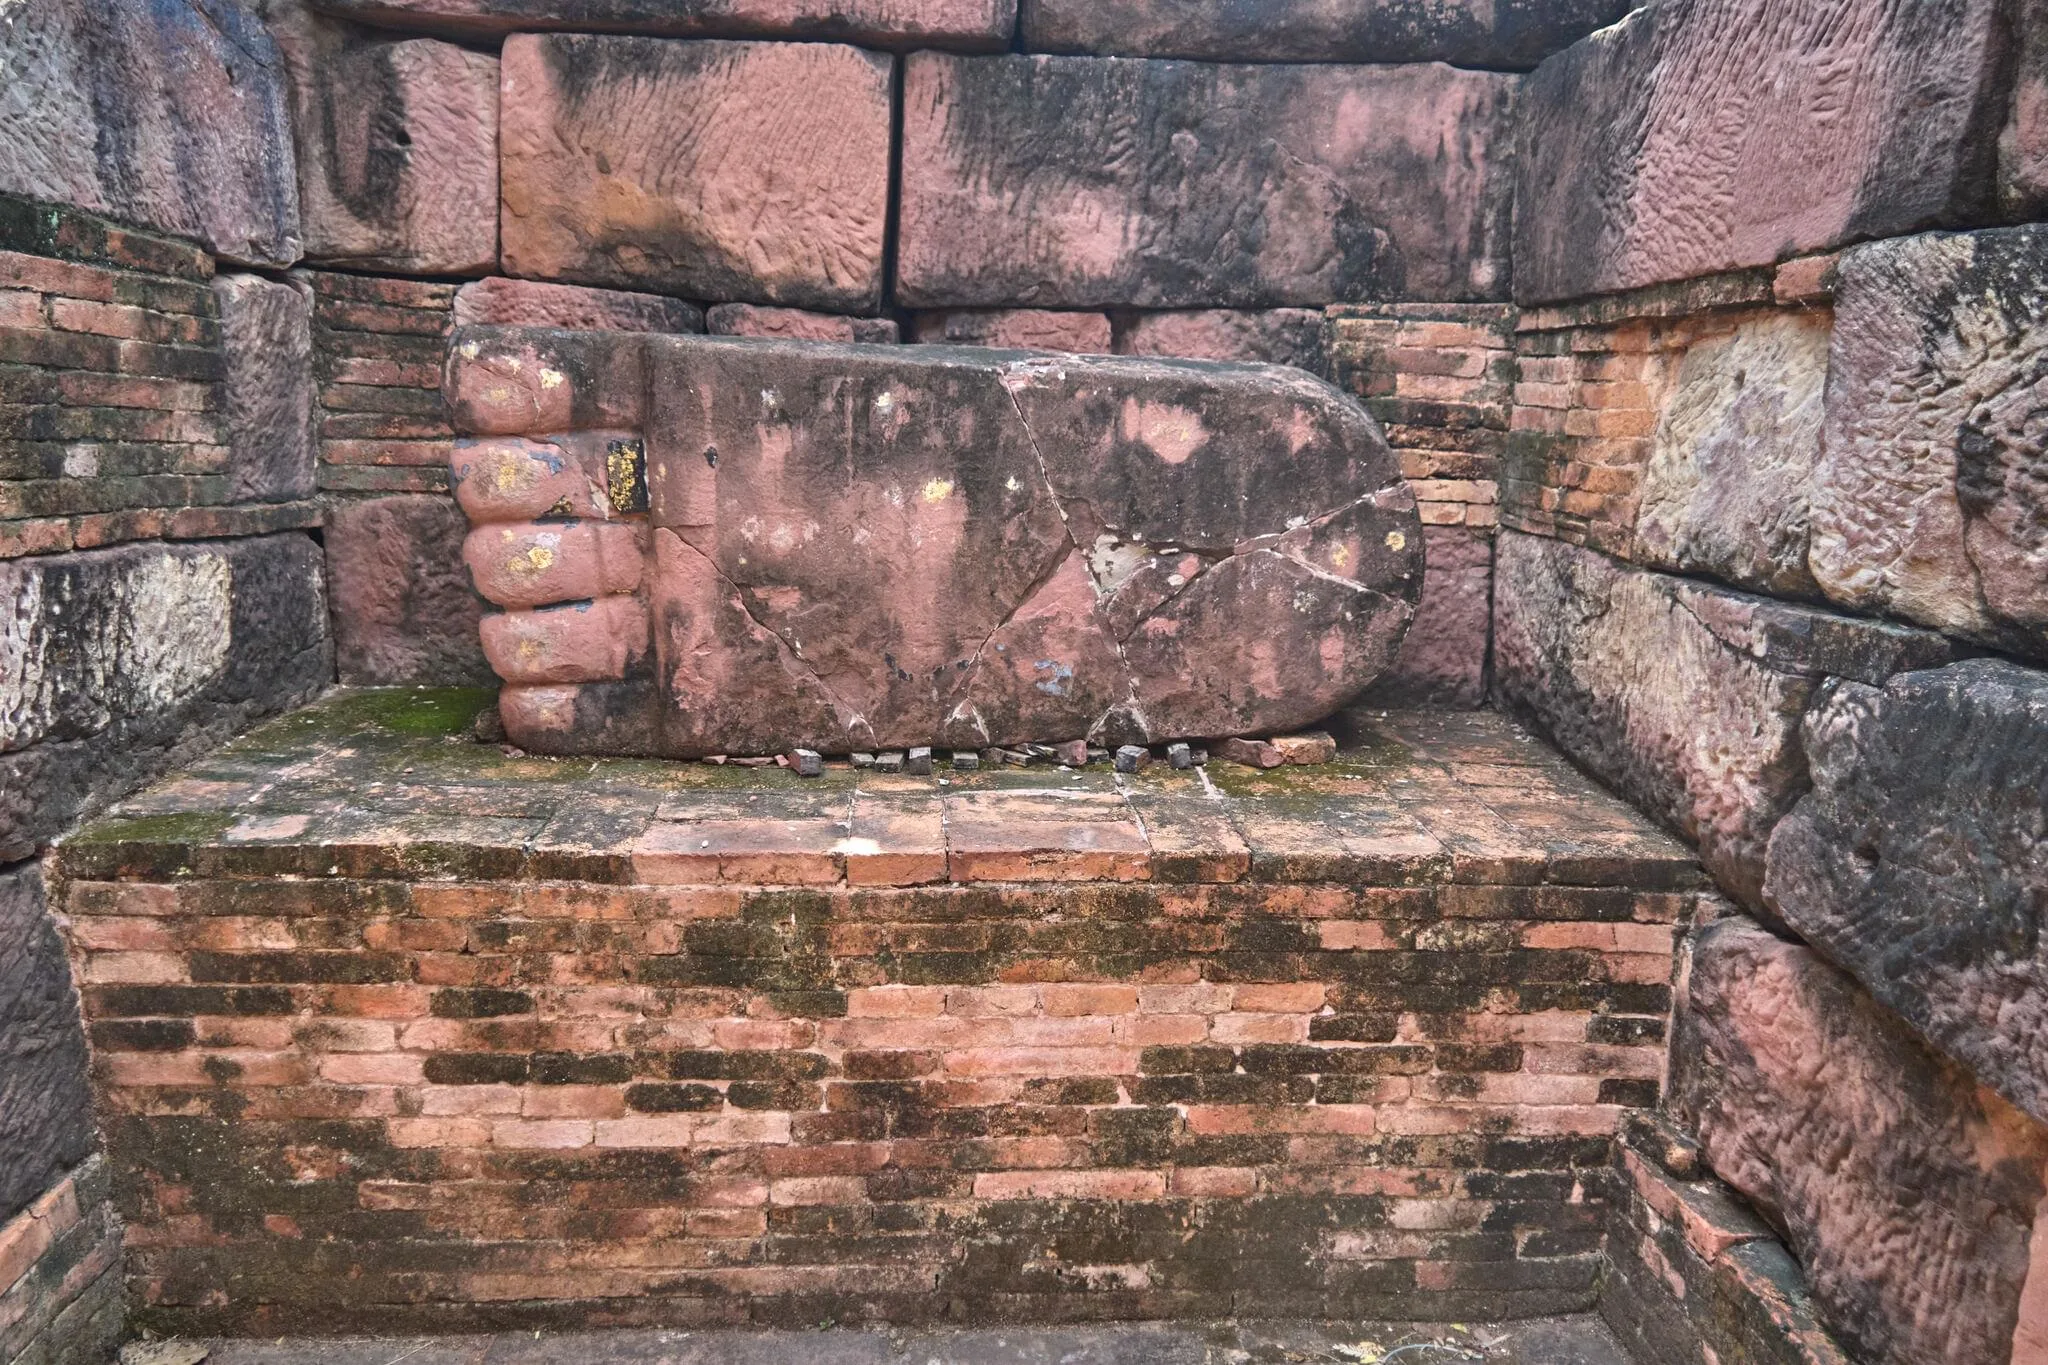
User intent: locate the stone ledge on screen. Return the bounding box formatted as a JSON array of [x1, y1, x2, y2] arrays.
[[59, 691, 1703, 893]]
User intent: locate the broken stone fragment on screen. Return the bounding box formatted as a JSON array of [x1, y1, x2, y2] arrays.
[[788, 748, 824, 777], [905, 746, 934, 776], [446, 329, 1420, 758], [875, 752, 905, 774], [951, 751, 981, 771], [1218, 737, 1284, 769], [1054, 740, 1090, 767], [1166, 742, 1193, 769], [1272, 732, 1336, 765], [1113, 745, 1150, 773]]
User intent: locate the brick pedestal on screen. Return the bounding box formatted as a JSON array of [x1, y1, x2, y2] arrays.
[[57, 692, 1701, 1335]]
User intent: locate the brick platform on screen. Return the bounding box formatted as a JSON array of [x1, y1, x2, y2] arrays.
[[55, 692, 1702, 1335]]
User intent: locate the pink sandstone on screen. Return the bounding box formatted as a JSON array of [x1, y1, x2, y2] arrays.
[[897, 54, 1514, 308], [1673, 915, 2048, 1365], [305, 0, 1016, 50], [910, 311, 1112, 353], [262, 1, 499, 275], [499, 35, 892, 312], [706, 305, 899, 344], [1515, 0, 2012, 303], [1116, 310, 1327, 372], [444, 328, 1422, 757], [455, 278, 704, 334]]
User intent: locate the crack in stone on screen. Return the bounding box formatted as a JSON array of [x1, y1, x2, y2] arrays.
[[660, 528, 876, 747], [998, 365, 1148, 730]]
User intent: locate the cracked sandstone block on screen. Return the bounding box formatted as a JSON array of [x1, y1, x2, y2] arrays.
[[1491, 532, 1952, 907], [1765, 660, 2048, 1126], [499, 36, 892, 311], [1021, 0, 1633, 68], [897, 54, 1515, 309], [1115, 310, 1328, 373], [305, 0, 1015, 49], [260, 0, 499, 275], [1671, 915, 2048, 1365], [1810, 226, 2048, 660], [454, 278, 704, 334], [1514, 0, 2012, 305], [0, 0, 300, 266], [445, 328, 1422, 757]]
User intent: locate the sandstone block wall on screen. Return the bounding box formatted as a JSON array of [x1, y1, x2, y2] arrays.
[[1490, 0, 2048, 1357], [0, 183, 335, 1365]]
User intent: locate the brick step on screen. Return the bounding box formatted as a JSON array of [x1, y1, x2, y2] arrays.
[[56, 692, 1704, 1336]]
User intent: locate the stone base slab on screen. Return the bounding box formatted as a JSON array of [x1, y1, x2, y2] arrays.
[[57, 692, 1700, 1334]]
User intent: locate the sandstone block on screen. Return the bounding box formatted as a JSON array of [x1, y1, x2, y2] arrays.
[[447, 328, 1421, 756], [500, 36, 892, 311], [262, 1, 498, 275], [898, 54, 1514, 309], [706, 305, 898, 344], [454, 278, 703, 333], [214, 273, 317, 503], [0, 865, 94, 1224], [1810, 226, 2048, 659], [306, 0, 1015, 50], [1765, 660, 2048, 1124], [1515, 0, 2012, 305], [1115, 310, 1327, 372], [1021, 0, 1631, 68], [325, 495, 492, 686], [910, 310, 1111, 353], [2006, 0, 2048, 217], [1672, 915, 2048, 1365], [1361, 525, 1490, 708], [0, 535, 329, 860], [1492, 531, 1952, 906], [0, 0, 300, 266], [1633, 309, 1829, 597]]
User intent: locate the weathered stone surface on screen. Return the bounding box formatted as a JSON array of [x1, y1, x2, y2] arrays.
[[1671, 915, 2048, 1365], [0, 535, 330, 861], [2006, 0, 2048, 217], [1492, 532, 1952, 906], [1764, 660, 2048, 1125], [500, 36, 892, 311], [898, 55, 1514, 309], [910, 310, 1111, 353], [1115, 310, 1327, 372], [261, 0, 498, 275], [706, 306, 897, 344], [1634, 309, 1830, 597], [446, 329, 1422, 756], [455, 278, 704, 333], [1810, 226, 2048, 659], [215, 273, 316, 503], [1361, 526, 1490, 709], [306, 0, 1015, 50], [325, 495, 491, 686], [0, 864, 93, 1225], [1514, 0, 2012, 305], [1021, 0, 1633, 68], [0, 0, 299, 267]]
